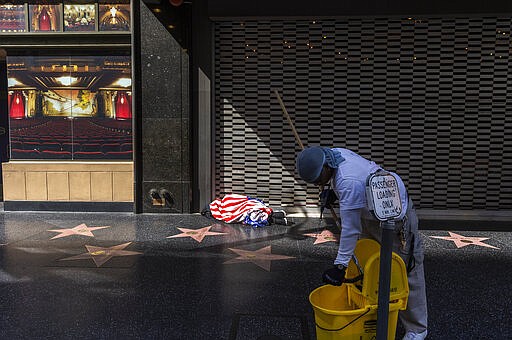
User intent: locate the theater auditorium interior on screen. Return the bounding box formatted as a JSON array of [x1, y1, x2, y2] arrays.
[[8, 55, 132, 160]]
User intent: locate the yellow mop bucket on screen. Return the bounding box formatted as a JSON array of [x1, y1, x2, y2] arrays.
[[309, 284, 402, 340], [346, 239, 409, 309], [309, 239, 409, 340]]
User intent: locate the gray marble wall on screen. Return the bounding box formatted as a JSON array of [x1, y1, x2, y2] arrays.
[[139, 2, 190, 213]]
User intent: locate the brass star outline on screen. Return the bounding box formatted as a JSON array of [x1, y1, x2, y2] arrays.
[[430, 232, 499, 249], [48, 223, 110, 240], [224, 245, 295, 271], [167, 225, 228, 243], [304, 229, 339, 244], [59, 242, 142, 267]]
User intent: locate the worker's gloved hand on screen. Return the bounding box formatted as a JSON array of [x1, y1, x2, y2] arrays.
[[319, 189, 337, 219], [322, 265, 346, 286], [319, 189, 337, 209]]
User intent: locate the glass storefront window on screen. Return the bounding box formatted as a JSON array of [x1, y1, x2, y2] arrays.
[[7, 55, 132, 160]]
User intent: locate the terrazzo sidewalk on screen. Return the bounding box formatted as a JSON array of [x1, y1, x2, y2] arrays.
[[0, 211, 510, 339]]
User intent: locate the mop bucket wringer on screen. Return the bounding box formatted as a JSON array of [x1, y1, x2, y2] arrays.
[[309, 239, 409, 340]]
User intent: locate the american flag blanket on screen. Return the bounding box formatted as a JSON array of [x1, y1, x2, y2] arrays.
[[208, 194, 273, 227]]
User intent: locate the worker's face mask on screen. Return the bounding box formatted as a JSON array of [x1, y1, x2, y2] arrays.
[[313, 165, 332, 186]]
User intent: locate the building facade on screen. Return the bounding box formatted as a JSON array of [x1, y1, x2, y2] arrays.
[[1, 0, 511, 221]]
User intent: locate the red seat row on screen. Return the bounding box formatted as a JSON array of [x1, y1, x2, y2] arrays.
[[10, 142, 133, 153], [10, 149, 132, 160]]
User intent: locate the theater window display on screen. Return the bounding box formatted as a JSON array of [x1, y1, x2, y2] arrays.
[[63, 3, 96, 31], [0, 4, 26, 32], [0, 1, 130, 33], [98, 3, 130, 31], [7, 55, 133, 160], [29, 4, 63, 32], [0, 1, 133, 208]]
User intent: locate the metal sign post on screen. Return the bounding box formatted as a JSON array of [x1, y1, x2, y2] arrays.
[[366, 171, 403, 340]]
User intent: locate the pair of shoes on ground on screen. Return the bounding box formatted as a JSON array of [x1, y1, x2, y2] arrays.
[[271, 210, 294, 226], [403, 330, 428, 340]]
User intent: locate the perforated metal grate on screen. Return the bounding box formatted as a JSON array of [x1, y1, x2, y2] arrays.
[[215, 17, 512, 210]]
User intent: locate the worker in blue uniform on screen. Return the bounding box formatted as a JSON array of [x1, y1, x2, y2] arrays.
[[296, 146, 428, 340]]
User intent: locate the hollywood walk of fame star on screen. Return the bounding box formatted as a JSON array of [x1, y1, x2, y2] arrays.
[[430, 232, 499, 249], [48, 223, 110, 240], [224, 245, 295, 271], [167, 225, 228, 243], [59, 242, 142, 267], [304, 229, 339, 244]]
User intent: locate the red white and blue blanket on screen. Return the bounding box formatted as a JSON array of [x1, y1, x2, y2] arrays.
[[208, 194, 273, 227]]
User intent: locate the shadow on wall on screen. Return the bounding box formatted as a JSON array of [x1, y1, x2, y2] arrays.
[[217, 95, 313, 216]]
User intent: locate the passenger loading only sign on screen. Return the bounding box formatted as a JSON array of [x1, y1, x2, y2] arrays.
[[366, 172, 402, 221]]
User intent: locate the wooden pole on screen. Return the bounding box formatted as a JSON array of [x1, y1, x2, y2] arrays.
[[274, 90, 341, 230], [274, 90, 304, 150]]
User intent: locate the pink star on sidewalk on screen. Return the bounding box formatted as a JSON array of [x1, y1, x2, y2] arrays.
[[59, 242, 142, 267], [304, 230, 339, 244], [48, 223, 110, 240], [430, 232, 499, 249], [167, 225, 228, 243], [224, 245, 295, 271]]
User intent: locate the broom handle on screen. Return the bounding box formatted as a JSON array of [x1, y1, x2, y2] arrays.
[[274, 90, 341, 230], [274, 90, 305, 150]]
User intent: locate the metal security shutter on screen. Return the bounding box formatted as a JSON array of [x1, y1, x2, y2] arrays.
[[215, 17, 512, 210]]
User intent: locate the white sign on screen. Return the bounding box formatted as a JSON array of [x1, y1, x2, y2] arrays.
[[366, 172, 402, 221]]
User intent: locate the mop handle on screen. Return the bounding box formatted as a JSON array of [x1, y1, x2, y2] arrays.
[[274, 90, 305, 150], [274, 90, 341, 230]]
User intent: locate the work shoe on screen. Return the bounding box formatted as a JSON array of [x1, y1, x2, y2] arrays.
[[403, 330, 427, 340], [271, 210, 294, 226]]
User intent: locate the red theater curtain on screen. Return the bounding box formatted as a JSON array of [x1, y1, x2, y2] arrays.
[[9, 91, 25, 119], [115, 91, 131, 120], [39, 7, 51, 31]]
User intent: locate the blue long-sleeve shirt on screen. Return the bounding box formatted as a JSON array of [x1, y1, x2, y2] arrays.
[[330, 148, 408, 266]]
